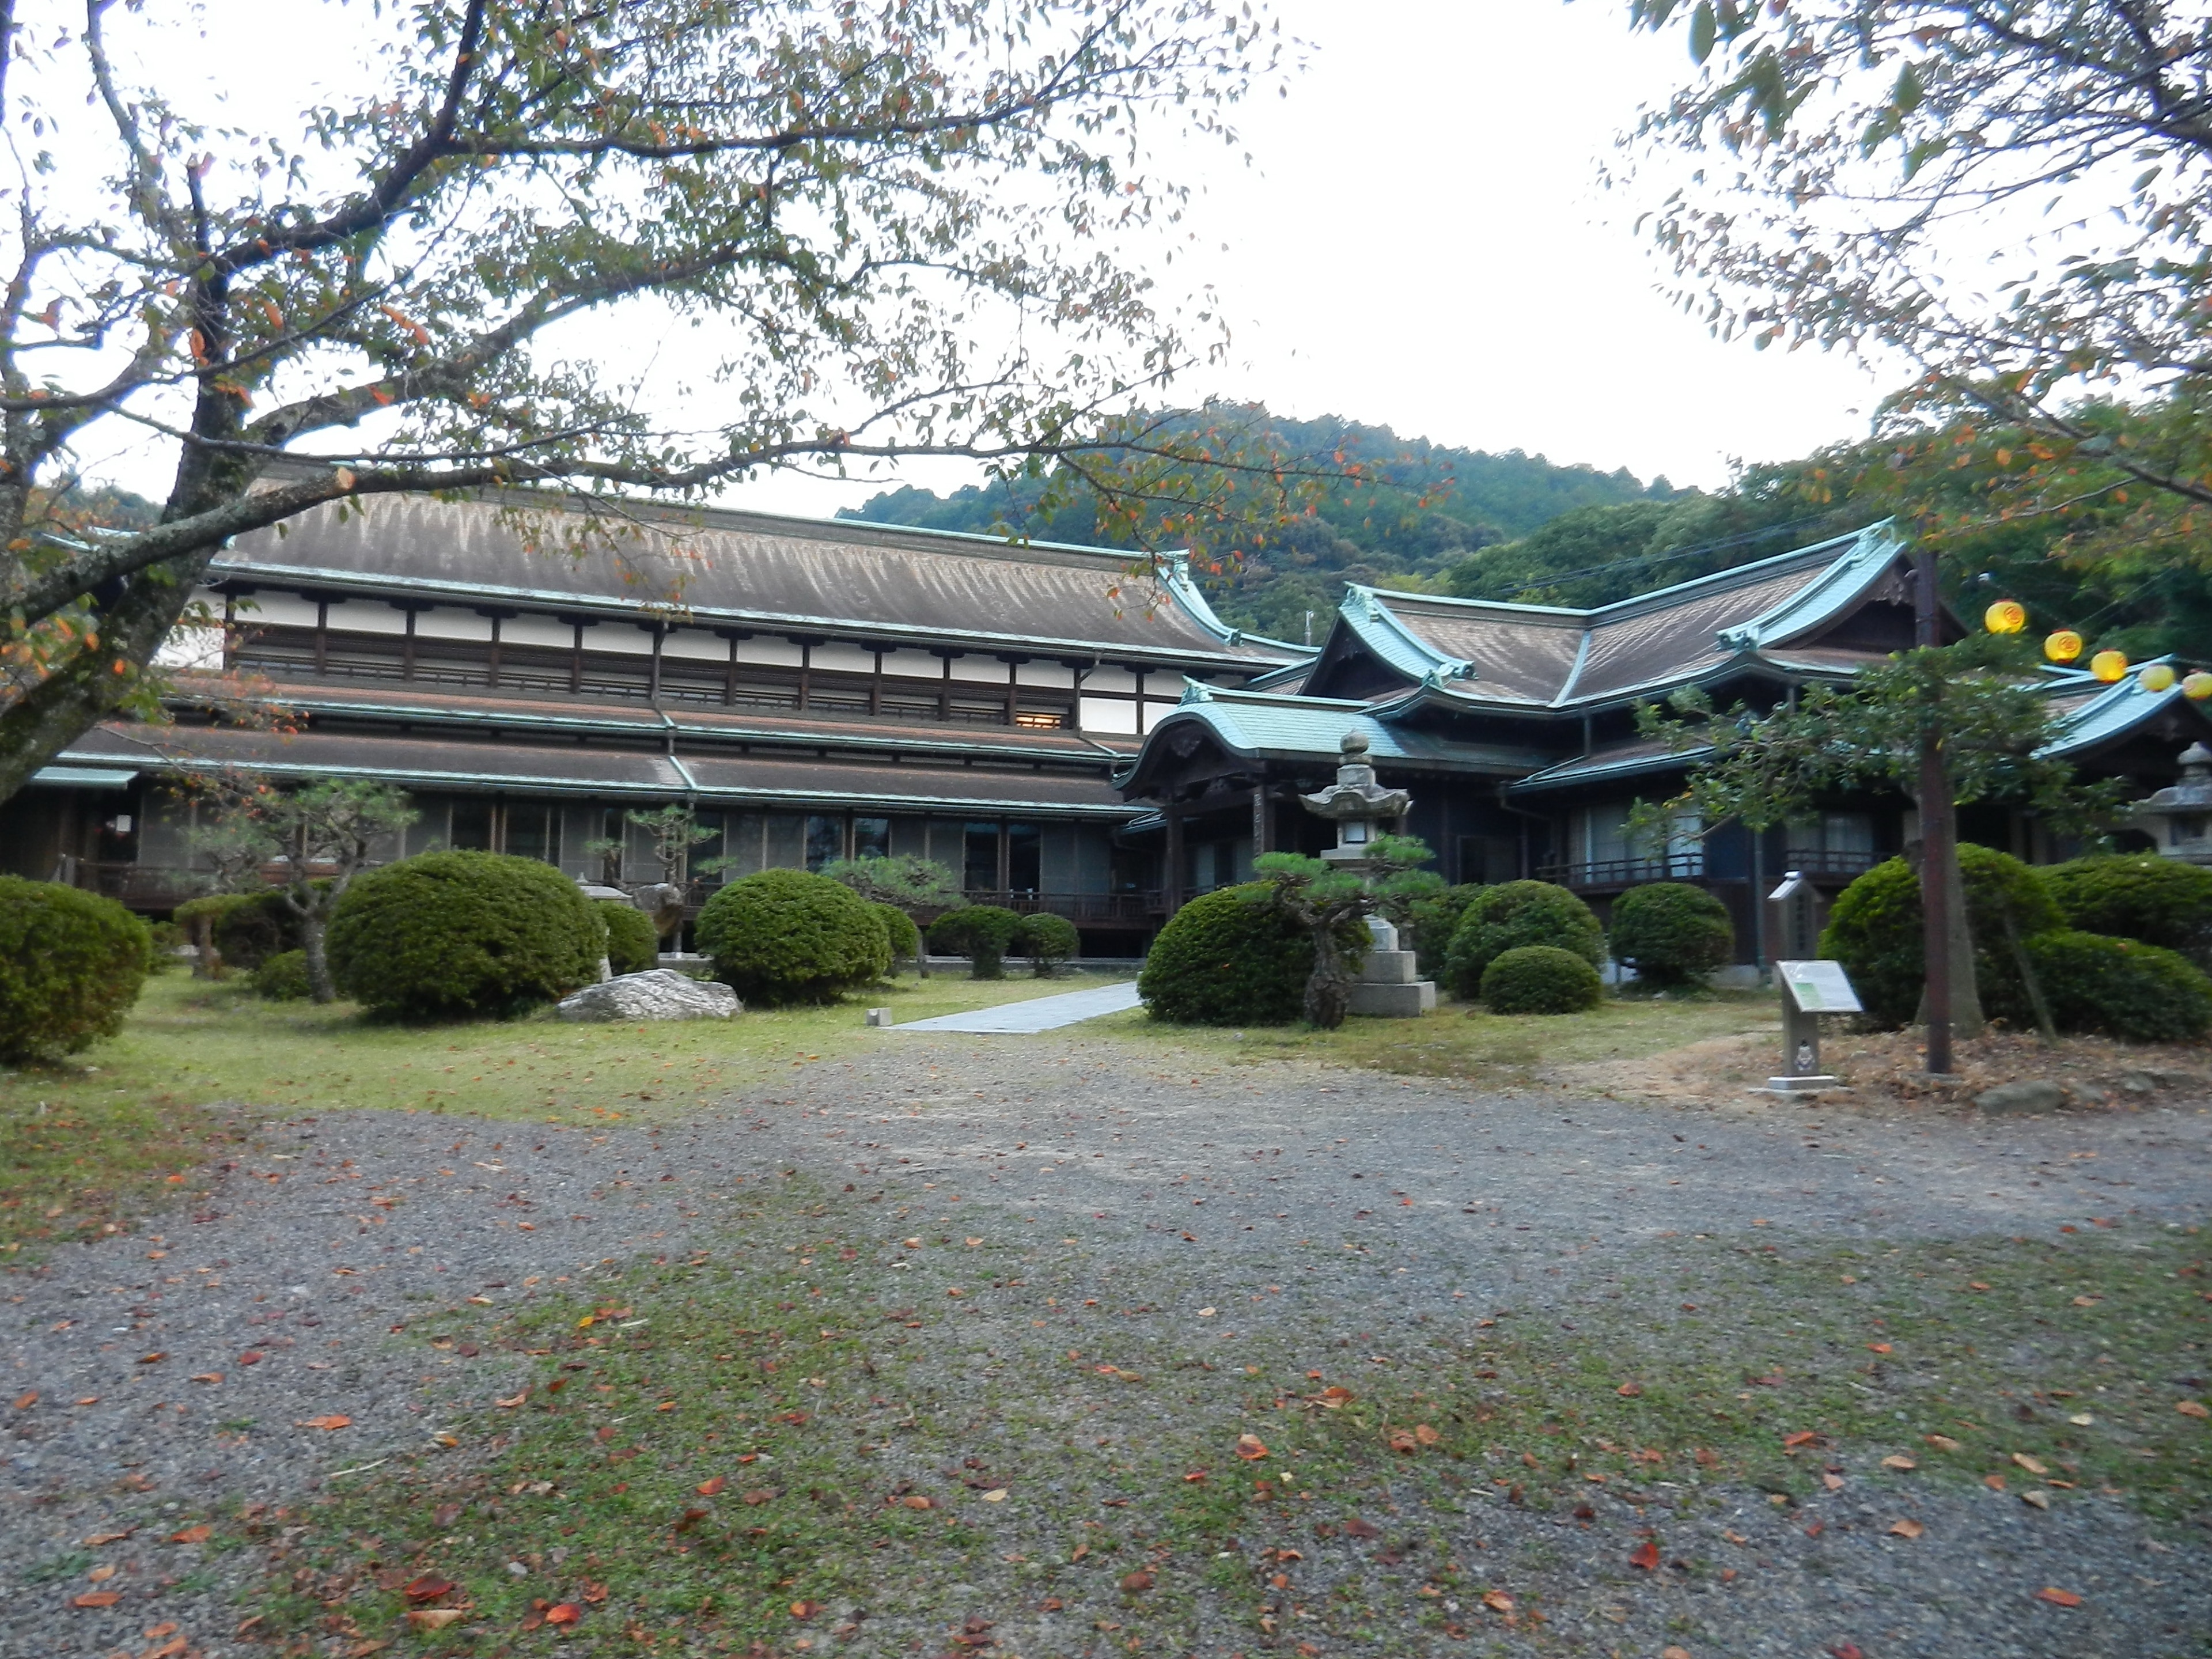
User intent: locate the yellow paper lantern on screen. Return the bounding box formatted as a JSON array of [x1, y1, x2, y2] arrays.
[[2044, 630, 2083, 663], [1983, 599, 2027, 634], [2090, 649, 2129, 683], [2141, 662, 2178, 694], [2184, 671, 2212, 701]]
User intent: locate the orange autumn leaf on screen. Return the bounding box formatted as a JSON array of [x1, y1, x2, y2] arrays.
[[1121, 1570, 1155, 1593], [1414, 1424, 1441, 1446], [12, 1391, 35, 1410], [1310, 1385, 1354, 1408], [1628, 1539, 1660, 1571], [2036, 1586, 2083, 1607], [299, 1414, 351, 1431], [407, 1609, 465, 1631], [1234, 1434, 1269, 1460], [696, 1476, 726, 1496], [1616, 1381, 1643, 1397], [1481, 1590, 1514, 1613], [1782, 1430, 1820, 1449], [1889, 1518, 1925, 1539], [545, 1602, 581, 1626], [1388, 1429, 1419, 1455], [73, 1590, 121, 1608], [169, 1524, 213, 1543], [402, 1575, 455, 1603]]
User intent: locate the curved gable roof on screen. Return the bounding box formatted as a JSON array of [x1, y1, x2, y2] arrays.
[[218, 488, 1305, 671]]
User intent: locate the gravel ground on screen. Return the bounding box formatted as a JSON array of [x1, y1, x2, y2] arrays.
[[6, 1029, 2211, 1657]]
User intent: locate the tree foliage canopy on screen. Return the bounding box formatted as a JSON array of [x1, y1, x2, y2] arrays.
[[0, 0, 1294, 801]]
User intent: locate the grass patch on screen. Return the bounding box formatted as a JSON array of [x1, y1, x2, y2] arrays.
[[227, 1187, 2212, 1656], [0, 970, 1127, 1254], [1096, 988, 1778, 1086]]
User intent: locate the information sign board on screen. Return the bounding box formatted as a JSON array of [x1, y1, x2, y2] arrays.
[[1775, 959, 1862, 1014]]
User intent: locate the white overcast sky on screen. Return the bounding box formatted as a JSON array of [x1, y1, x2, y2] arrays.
[[75, 0, 1893, 516], [737, 0, 1895, 516]]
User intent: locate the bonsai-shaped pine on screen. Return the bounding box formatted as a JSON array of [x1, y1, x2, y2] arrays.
[[822, 855, 961, 978], [930, 905, 1024, 979], [593, 805, 718, 942], [182, 772, 416, 1003], [1014, 911, 1081, 978], [1252, 833, 1434, 1029]]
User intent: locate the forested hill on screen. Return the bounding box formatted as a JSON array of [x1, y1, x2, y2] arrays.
[[839, 411, 1674, 641]]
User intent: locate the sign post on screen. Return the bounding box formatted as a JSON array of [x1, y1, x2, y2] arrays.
[[1768, 959, 1861, 1092]]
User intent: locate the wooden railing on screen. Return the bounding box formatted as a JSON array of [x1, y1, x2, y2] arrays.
[[1535, 854, 1706, 890], [1777, 848, 1883, 879]]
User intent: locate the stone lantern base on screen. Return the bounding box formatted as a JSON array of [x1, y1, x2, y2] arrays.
[[1347, 916, 1437, 1018]]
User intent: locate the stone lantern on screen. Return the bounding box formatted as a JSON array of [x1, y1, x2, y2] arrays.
[[2134, 742, 2212, 865], [1298, 729, 1435, 1016], [1299, 730, 1411, 868]]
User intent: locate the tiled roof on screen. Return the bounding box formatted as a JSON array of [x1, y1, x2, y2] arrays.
[[216, 486, 1306, 671], [63, 722, 1134, 816]]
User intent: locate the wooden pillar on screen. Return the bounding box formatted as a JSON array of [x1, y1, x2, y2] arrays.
[[570, 620, 584, 694], [486, 616, 502, 689], [648, 623, 664, 704], [1003, 660, 1018, 727], [1163, 803, 1184, 913], [313, 599, 328, 675], [797, 643, 810, 711], [724, 634, 739, 706], [870, 648, 883, 717], [402, 607, 417, 679], [938, 654, 952, 722], [1251, 783, 1271, 855]]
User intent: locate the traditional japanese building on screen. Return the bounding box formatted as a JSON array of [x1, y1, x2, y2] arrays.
[[3, 480, 1305, 950], [1113, 523, 2212, 965], [12, 500, 2205, 969]]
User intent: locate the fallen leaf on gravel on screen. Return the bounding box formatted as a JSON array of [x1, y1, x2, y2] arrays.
[[402, 1575, 454, 1603], [545, 1603, 581, 1626], [1341, 1517, 1381, 1539], [1881, 1456, 1916, 1472], [1235, 1434, 1270, 1460], [1388, 1429, 1419, 1455], [2022, 1490, 2051, 1510], [12, 1391, 34, 1409], [87, 1565, 115, 1584], [742, 1488, 779, 1506], [1867, 1343, 1892, 1354], [237, 1351, 262, 1366], [1628, 1540, 1660, 1571], [1831, 1645, 1866, 1659], [466, 1295, 494, 1306], [1183, 1470, 1207, 1483], [696, 1476, 726, 1497], [1925, 1434, 1962, 1452], [1197, 1307, 1217, 1317], [169, 1524, 212, 1543], [901, 1495, 933, 1510], [1481, 1590, 1513, 1614], [298, 1414, 351, 1431], [82, 1529, 134, 1546], [189, 1373, 222, 1385], [1616, 1382, 1643, 1397], [137, 1352, 166, 1365], [1985, 1474, 2008, 1490], [2177, 1400, 2210, 1419], [142, 1640, 187, 1659], [2012, 1453, 2050, 1475], [345, 1642, 391, 1657], [1415, 1423, 1441, 1445], [790, 1601, 822, 1619], [2070, 1296, 2100, 1307], [2069, 1413, 2094, 1426], [1889, 1519, 1923, 1539], [1663, 1648, 1692, 1659], [981, 1488, 1007, 1502], [71, 1592, 120, 1608], [965, 1237, 982, 1247], [1310, 1385, 1354, 1408], [407, 1610, 465, 1631], [1121, 1570, 1154, 1592], [495, 1391, 529, 1409], [673, 1508, 710, 1533], [2035, 1587, 2082, 1607], [1823, 1473, 1844, 1491], [1782, 1431, 1820, 1449]]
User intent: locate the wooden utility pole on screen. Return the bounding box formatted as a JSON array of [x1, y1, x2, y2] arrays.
[[1913, 542, 1955, 1076]]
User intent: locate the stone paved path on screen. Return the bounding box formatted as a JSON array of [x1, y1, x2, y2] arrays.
[[886, 976, 1140, 1032]]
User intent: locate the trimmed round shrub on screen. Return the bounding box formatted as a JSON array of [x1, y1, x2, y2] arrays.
[[1139, 883, 1363, 1025], [1015, 911, 1081, 977], [930, 905, 1024, 979], [872, 903, 922, 966], [695, 868, 890, 1006], [1480, 944, 1605, 1014], [599, 899, 660, 976], [327, 851, 606, 1020], [1608, 882, 1735, 987], [252, 949, 313, 1001], [0, 877, 151, 1063], [2022, 929, 2212, 1043], [147, 919, 186, 974], [2043, 855, 2212, 968], [1443, 881, 1603, 999], [1403, 882, 1482, 976], [1820, 845, 2063, 1029]]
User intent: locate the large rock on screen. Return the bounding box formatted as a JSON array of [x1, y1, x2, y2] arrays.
[[1974, 1079, 2067, 1115], [556, 969, 740, 1023]]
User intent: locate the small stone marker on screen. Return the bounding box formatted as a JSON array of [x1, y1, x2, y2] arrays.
[[865, 1007, 893, 1028]]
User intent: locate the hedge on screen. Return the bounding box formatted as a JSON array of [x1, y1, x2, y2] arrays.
[[0, 877, 151, 1063], [1139, 884, 1359, 1025], [2043, 855, 2212, 968], [1608, 882, 1734, 987], [2023, 929, 2212, 1043], [252, 949, 313, 1001], [1819, 846, 2062, 1029], [1480, 944, 1605, 1014], [695, 869, 889, 1005], [872, 902, 922, 965], [1403, 882, 1482, 976], [1443, 881, 1603, 999], [599, 900, 661, 976], [327, 851, 606, 1019]]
